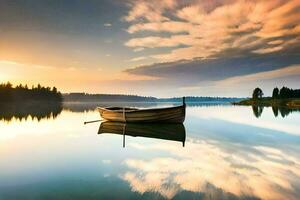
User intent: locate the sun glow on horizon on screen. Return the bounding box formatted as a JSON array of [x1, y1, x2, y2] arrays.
[[0, 73, 9, 82], [0, 59, 159, 95], [0, 61, 15, 82]]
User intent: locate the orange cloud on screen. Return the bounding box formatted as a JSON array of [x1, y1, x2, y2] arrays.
[[125, 0, 300, 62]]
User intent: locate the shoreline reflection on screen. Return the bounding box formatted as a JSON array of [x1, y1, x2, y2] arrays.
[[0, 102, 62, 122], [252, 105, 300, 118]]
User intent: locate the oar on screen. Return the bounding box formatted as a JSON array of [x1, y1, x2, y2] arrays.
[[84, 119, 103, 125]]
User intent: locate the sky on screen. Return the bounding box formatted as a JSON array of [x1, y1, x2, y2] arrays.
[[0, 0, 300, 97]]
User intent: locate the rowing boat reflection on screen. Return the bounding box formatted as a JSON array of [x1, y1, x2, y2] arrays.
[[98, 122, 186, 147]]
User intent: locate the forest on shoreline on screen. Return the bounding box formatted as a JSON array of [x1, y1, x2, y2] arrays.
[[0, 82, 62, 103]]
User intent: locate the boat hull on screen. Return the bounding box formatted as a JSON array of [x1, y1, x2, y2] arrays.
[[97, 105, 185, 123]]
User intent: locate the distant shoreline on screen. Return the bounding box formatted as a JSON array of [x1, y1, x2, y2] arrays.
[[63, 93, 243, 103]]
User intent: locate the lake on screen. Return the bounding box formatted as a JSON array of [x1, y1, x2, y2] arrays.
[[0, 102, 300, 200]]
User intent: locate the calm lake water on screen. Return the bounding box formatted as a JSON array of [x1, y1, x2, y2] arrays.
[[0, 102, 300, 200]]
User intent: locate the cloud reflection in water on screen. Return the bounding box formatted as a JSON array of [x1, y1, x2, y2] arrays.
[[122, 137, 300, 200]]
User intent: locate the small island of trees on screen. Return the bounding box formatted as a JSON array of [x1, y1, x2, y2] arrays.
[[234, 86, 300, 108], [252, 86, 300, 100], [0, 82, 62, 103]]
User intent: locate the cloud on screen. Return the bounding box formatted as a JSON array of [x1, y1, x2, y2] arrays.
[[252, 46, 283, 54], [127, 21, 193, 34], [217, 64, 300, 86], [124, 0, 177, 22], [125, 35, 197, 48], [122, 53, 300, 96], [125, 0, 300, 62], [128, 56, 147, 62], [133, 47, 145, 52], [0, 60, 21, 65], [125, 54, 300, 82], [0, 60, 56, 70]]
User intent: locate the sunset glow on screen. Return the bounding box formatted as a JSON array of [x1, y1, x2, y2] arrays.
[[0, 0, 299, 96]]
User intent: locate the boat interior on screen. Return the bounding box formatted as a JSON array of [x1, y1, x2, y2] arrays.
[[104, 107, 139, 111]]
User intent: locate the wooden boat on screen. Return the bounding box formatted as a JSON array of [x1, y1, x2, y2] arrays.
[[98, 121, 186, 147], [97, 97, 186, 123]]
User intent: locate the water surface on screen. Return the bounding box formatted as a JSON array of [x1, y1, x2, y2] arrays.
[[0, 103, 300, 200]]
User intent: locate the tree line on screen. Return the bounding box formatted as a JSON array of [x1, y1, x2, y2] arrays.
[[272, 87, 300, 99], [252, 86, 300, 99], [0, 82, 62, 102]]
